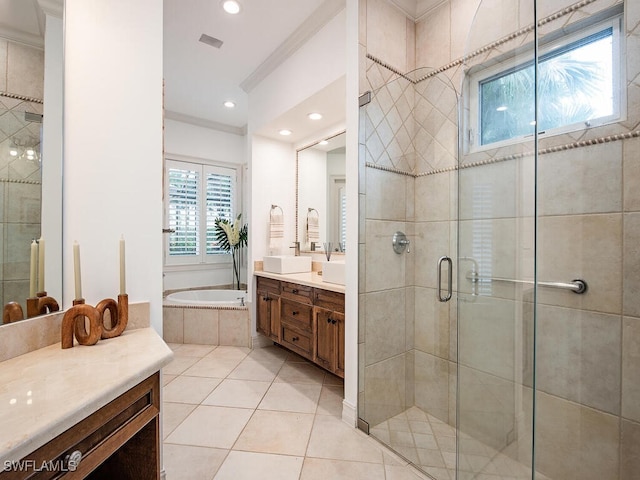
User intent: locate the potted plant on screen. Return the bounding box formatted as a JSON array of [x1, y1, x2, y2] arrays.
[[213, 214, 248, 290]]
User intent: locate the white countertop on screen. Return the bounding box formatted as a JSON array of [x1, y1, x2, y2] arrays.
[[0, 327, 173, 464], [255, 270, 345, 294]]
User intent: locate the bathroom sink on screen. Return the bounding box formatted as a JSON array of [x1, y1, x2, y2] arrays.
[[322, 260, 345, 285], [263, 255, 312, 274]]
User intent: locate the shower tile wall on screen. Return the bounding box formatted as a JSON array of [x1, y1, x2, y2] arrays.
[[360, 0, 639, 479], [0, 39, 44, 313]]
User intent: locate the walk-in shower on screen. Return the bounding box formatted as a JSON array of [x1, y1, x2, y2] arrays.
[[358, 0, 637, 479]]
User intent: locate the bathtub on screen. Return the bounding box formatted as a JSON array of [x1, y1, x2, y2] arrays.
[[165, 289, 247, 307], [163, 288, 251, 347]]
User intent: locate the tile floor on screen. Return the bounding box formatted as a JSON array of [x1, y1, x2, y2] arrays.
[[371, 408, 548, 480], [162, 343, 430, 480]]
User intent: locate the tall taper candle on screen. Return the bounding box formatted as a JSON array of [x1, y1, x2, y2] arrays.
[[29, 239, 37, 297], [119, 235, 126, 295], [37, 236, 45, 292], [73, 241, 82, 300]]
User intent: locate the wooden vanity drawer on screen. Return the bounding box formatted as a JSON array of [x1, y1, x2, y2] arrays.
[[280, 299, 313, 332], [281, 326, 312, 358], [281, 282, 313, 304], [257, 276, 280, 295], [313, 289, 345, 313], [0, 374, 160, 480]]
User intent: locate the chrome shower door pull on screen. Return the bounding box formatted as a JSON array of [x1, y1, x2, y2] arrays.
[[437, 256, 453, 302]]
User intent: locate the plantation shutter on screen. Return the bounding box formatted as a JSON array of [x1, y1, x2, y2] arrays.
[[205, 165, 235, 255], [167, 164, 200, 257]]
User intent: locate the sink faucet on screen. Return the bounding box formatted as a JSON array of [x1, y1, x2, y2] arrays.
[[290, 242, 300, 256]]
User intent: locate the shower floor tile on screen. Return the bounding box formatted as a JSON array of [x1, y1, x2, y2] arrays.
[[370, 407, 552, 480]]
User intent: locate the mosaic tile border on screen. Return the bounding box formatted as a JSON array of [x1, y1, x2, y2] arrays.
[[367, 0, 601, 86], [0, 178, 41, 185], [0, 91, 43, 104], [366, 129, 640, 178]]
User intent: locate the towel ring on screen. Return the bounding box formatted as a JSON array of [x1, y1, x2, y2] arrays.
[[270, 204, 283, 216]]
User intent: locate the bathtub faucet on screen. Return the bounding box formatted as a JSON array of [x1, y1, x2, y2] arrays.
[[237, 296, 245, 307]]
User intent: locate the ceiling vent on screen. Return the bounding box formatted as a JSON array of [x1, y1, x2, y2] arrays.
[[199, 34, 223, 49]]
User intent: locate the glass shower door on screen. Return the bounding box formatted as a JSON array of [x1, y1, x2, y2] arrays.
[[456, 1, 537, 478]]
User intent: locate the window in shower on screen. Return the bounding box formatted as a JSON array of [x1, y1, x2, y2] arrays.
[[165, 158, 238, 265], [468, 14, 623, 149]]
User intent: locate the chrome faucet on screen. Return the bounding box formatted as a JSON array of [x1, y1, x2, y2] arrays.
[[290, 242, 300, 256], [236, 296, 245, 306]]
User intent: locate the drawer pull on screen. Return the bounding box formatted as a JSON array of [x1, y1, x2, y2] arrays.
[[65, 450, 83, 471], [292, 289, 299, 294], [292, 311, 299, 316], [327, 318, 332, 324], [292, 336, 299, 342], [332, 319, 337, 324]]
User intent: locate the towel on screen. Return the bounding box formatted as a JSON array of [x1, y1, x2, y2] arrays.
[[269, 213, 284, 250], [307, 215, 320, 244]]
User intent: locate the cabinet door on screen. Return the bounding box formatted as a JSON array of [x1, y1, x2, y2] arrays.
[[256, 291, 271, 337], [269, 296, 281, 341], [315, 308, 336, 372], [335, 312, 345, 377]]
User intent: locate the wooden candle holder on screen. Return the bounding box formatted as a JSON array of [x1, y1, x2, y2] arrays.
[[2, 291, 60, 325], [63, 294, 129, 349], [27, 291, 60, 318]]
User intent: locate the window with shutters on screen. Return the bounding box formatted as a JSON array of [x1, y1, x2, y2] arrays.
[[165, 158, 238, 266]]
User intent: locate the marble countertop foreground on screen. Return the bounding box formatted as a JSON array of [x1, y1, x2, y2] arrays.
[[0, 328, 173, 464], [254, 270, 345, 294]]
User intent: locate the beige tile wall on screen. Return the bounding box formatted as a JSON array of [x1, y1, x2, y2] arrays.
[[360, 0, 638, 478], [163, 306, 251, 348]]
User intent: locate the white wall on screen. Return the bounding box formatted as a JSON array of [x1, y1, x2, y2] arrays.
[[298, 148, 327, 248], [163, 118, 247, 291], [41, 13, 63, 303], [63, 0, 164, 332]]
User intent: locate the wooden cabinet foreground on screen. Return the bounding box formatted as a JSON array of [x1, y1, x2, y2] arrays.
[[256, 276, 345, 378], [1, 373, 161, 480]]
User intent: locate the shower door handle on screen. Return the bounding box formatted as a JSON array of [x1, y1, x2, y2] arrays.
[[437, 256, 453, 302]]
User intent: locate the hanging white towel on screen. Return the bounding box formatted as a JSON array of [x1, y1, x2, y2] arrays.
[[269, 213, 284, 250], [307, 215, 320, 244]]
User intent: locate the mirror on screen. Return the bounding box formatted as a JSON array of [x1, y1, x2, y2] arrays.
[[0, 0, 63, 324], [296, 131, 346, 253]]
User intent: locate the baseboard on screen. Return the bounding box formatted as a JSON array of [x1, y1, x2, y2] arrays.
[[252, 334, 273, 349], [341, 399, 357, 427], [160, 469, 166, 480]]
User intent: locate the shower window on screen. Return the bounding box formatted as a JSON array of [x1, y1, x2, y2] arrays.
[[165, 158, 238, 266], [467, 14, 622, 150]]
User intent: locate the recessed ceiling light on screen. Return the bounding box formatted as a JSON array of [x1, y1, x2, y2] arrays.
[[319, 140, 329, 145], [279, 129, 292, 136], [224, 101, 236, 108], [308, 112, 322, 120], [222, 0, 241, 14]]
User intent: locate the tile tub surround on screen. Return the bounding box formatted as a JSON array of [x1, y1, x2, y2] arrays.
[[163, 305, 251, 347], [162, 343, 430, 480], [0, 327, 172, 464]]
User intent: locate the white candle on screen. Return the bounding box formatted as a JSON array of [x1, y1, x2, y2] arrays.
[[29, 240, 37, 297], [73, 241, 82, 300], [37, 236, 45, 292], [119, 235, 126, 295]]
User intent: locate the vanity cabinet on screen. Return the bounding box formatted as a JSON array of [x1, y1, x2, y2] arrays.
[[1, 373, 160, 480], [256, 277, 280, 341], [255, 275, 345, 378], [314, 290, 345, 377]]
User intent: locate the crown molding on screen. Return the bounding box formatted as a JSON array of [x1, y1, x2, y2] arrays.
[[165, 110, 247, 136], [386, 0, 447, 21], [240, 0, 346, 93], [37, 0, 63, 18]]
